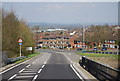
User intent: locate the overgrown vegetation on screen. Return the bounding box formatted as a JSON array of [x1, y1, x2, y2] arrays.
[[2, 9, 35, 58]]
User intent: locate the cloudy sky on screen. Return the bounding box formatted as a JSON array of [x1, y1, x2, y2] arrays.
[[3, 2, 118, 25]]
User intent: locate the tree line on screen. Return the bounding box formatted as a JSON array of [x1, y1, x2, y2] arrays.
[[2, 9, 35, 58], [85, 25, 119, 44]]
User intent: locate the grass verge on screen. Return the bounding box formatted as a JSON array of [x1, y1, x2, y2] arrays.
[[77, 53, 118, 59], [77, 52, 119, 69]]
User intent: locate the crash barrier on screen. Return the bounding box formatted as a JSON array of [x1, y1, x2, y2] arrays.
[[84, 51, 119, 55], [79, 56, 120, 81]]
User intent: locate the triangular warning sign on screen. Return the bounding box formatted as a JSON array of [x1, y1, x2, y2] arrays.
[[18, 39, 23, 42]]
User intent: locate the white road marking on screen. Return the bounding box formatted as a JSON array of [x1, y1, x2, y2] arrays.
[[70, 64, 83, 80], [41, 65, 45, 68], [26, 64, 31, 68], [19, 68, 25, 73], [32, 62, 35, 64], [19, 73, 36, 75], [32, 75, 38, 81], [44, 62, 46, 64], [38, 69, 42, 73], [63, 53, 73, 63], [15, 75, 34, 78], [8, 74, 17, 81], [23, 71, 36, 72], [44, 53, 51, 64]]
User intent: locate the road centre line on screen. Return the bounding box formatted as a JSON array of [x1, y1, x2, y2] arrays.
[[8, 74, 17, 81], [32, 62, 35, 64], [44, 53, 51, 64], [19, 68, 25, 73], [26, 64, 31, 68], [63, 53, 73, 63], [70, 64, 83, 80], [32, 75, 38, 81], [41, 65, 45, 68], [44, 62, 46, 64], [38, 69, 42, 73]]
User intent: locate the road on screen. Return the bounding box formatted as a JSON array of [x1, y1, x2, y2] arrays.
[[1, 50, 82, 81]]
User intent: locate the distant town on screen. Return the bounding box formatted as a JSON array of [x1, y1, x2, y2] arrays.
[[32, 24, 119, 51]]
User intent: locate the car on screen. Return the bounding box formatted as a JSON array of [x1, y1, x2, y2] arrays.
[[101, 47, 107, 51], [93, 48, 97, 51], [77, 48, 83, 51]]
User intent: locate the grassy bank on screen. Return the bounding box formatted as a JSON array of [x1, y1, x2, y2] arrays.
[[77, 53, 118, 59], [77, 52, 119, 69], [15, 52, 40, 64]]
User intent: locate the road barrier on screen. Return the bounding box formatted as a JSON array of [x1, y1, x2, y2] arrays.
[[79, 56, 120, 81]]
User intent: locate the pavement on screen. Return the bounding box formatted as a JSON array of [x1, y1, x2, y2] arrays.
[[0, 49, 98, 81], [73, 63, 98, 81]]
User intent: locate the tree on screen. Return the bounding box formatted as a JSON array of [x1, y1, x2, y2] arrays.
[[2, 9, 35, 58]]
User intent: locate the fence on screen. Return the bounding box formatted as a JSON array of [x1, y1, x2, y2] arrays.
[[84, 51, 119, 55], [79, 56, 120, 81]]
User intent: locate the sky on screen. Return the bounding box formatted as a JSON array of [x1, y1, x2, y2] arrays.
[[2, 2, 118, 25]]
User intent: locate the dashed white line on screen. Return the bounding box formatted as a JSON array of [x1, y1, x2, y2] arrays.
[[32, 75, 38, 81], [32, 62, 35, 64], [19, 68, 25, 73], [70, 64, 83, 80], [8, 74, 17, 81], [38, 69, 42, 73], [44, 53, 51, 64], [41, 65, 45, 68], [44, 62, 46, 64], [63, 53, 73, 63], [26, 64, 31, 68]]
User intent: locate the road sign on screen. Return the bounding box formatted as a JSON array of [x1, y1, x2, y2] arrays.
[[19, 42, 22, 45], [18, 39, 23, 43], [18, 39, 23, 57]]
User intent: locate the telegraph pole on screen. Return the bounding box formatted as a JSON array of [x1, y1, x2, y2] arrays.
[[83, 26, 84, 49]]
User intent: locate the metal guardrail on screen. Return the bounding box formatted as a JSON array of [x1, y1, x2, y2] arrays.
[[84, 51, 119, 55], [79, 56, 120, 81]]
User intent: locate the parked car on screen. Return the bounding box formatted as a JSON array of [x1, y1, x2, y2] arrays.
[[101, 47, 107, 51], [77, 48, 82, 51], [93, 48, 97, 51]]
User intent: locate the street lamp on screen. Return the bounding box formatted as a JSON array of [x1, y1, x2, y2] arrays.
[[82, 26, 85, 50]]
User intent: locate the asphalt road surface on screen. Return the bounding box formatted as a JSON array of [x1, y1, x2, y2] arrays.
[[1, 51, 82, 81]]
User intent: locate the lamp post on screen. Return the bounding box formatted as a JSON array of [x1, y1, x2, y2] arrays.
[[82, 26, 85, 49]]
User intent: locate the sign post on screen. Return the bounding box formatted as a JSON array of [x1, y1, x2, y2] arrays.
[[18, 39, 23, 57]]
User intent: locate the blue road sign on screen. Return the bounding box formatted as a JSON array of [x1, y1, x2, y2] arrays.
[[19, 42, 22, 45]]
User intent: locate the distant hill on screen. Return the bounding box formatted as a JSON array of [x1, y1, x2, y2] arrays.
[[27, 22, 117, 30], [27, 22, 84, 30]]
